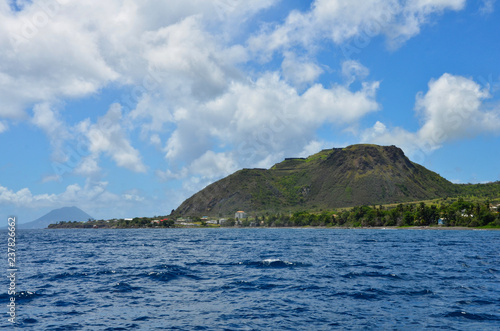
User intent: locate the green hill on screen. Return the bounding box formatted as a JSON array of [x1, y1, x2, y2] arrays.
[[172, 144, 498, 217]]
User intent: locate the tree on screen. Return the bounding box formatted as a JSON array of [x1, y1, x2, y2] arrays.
[[402, 211, 414, 226]]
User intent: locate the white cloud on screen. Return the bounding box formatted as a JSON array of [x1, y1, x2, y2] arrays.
[[0, 180, 114, 210], [389, 0, 466, 47], [161, 72, 379, 184], [0, 120, 8, 133], [298, 140, 326, 158], [281, 52, 323, 88], [0, 0, 271, 120], [122, 189, 146, 202], [189, 150, 238, 179], [0, 179, 161, 220], [342, 60, 370, 86], [156, 167, 189, 181], [142, 16, 235, 102], [248, 0, 466, 57], [41, 174, 61, 183], [1, 1, 386, 184], [0, 185, 55, 207], [0, 2, 118, 119], [361, 74, 500, 158], [479, 0, 496, 14], [415, 73, 492, 146], [31, 102, 70, 161], [73, 156, 101, 177], [79, 104, 146, 173]]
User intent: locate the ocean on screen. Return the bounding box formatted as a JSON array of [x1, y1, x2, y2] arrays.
[[3, 228, 500, 330]]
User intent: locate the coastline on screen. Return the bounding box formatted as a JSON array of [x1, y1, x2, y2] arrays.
[[42, 225, 500, 230]]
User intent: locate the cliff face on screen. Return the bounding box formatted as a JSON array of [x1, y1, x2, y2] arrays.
[[172, 144, 458, 217]]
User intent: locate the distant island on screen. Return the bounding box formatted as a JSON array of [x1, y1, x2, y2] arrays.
[[20, 206, 93, 229], [48, 144, 500, 229]]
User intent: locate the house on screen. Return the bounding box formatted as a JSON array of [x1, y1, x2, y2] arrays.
[[438, 218, 445, 225], [235, 211, 247, 219]]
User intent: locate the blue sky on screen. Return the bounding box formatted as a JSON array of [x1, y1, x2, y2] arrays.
[[1, 0, 499, 223]]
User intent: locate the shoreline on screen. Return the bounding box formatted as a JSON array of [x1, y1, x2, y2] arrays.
[[41, 225, 500, 230]]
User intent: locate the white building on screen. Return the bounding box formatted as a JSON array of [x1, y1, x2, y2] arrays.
[[235, 211, 247, 220]]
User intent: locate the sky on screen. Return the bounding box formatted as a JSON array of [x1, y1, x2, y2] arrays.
[[1, 0, 499, 223]]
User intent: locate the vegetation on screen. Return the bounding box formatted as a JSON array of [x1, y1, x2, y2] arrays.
[[221, 198, 500, 228], [48, 198, 500, 229], [48, 216, 174, 229]]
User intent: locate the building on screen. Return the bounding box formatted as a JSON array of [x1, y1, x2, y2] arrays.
[[235, 211, 247, 220]]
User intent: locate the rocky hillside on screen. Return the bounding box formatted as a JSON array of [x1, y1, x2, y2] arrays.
[[172, 144, 463, 217]]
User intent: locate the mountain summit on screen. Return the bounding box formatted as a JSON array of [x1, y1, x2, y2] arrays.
[[19, 206, 93, 229], [172, 144, 459, 217]]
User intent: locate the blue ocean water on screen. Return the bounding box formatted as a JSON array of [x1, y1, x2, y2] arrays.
[[2, 228, 500, 330]]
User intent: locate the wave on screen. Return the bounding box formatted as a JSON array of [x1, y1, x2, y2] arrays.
[[221, 280, 281, 292], [110, 282, 142, 293], [47, 268, 119, 282], [456, 299, 497, 306], [146, 264, 202, 282], [404, 289, 435, 296], [443, 311, 500, 321], [49, 272, 87, 281], [237, 259, 312, 268], [341, 271, 401, 280]]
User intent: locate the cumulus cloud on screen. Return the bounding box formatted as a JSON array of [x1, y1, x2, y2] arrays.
[[0, 1, 118, 119], [415, 73, 492, 145], [361, 74, 500, 158], [0, 0, 269, 121], [78, 104, 146, 173], [0, 180, 112, 209], [0, 185, 55, 207], [189, 151, 239, 179], [0, 1, 392, 185], [281, 52, 323, 87], [161, 72, 379, 182], [142, 16, 238, 102]]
